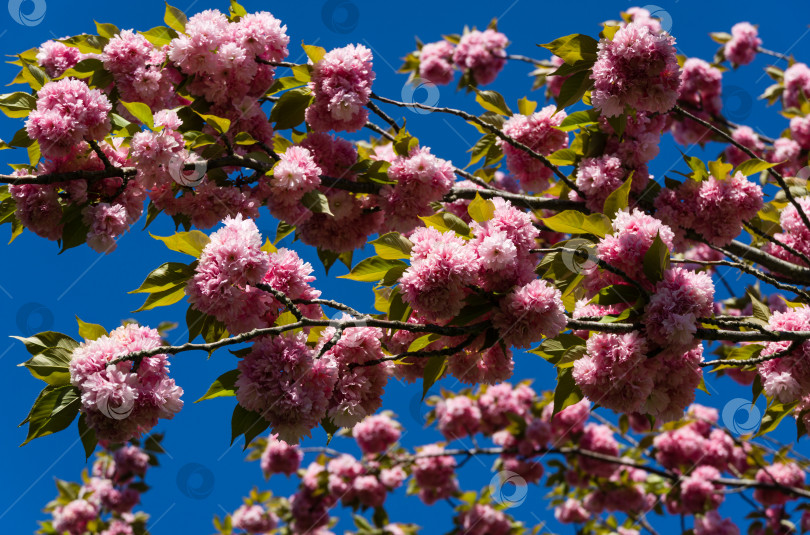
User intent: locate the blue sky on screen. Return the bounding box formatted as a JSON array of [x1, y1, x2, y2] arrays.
[[1, 0, 810, 533]]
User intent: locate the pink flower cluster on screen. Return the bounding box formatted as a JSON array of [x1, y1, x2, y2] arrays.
[[128, 110, 186, 189], [672, 465, 724, 514], [379, 147, 455, 232], [758, 306, 810, 404], [36, 40, 84, 77], [236, 333, 337, 442], [52, 499, 98, 535], [498, 106, 568, 192], [419, 40, 455, 85], [591, 22, 681, 117], [452, 29, 508, 86], [232, 504, 278, 534], [399, 227, 479, 321], [764, 197, 810, 265], [168, 10, 289, 106], [767, 136, 803, 176], [68, 324, 183, 442], [655, 172, 763, 248], [645, 267, 715, 350], [353, 413, 401, 454], [104, 31, 183, 112], [695, 511, 740, 535], [319, 326, 392, 427], [470, 197, 539, 292], [306, 44, 375, 133], [186, 216, 322, 334], [492, 279, 567, 348], [266, 146, 323, 223], [725, 22, 761, 65], [455, 504, 512, 535], [412, 444, 459, 504], [261, 434, 303, 477], [295, 133, 384, 252], [783, 62, 810, 110], [753, 462, 805, 505], [595, 208, 675, 287], [26, 78, 111, 158], [724, 125, 766, 166], [573, 154, 627, 212], [672, 59, 723, 145], [435, 395, 482, 439], [791, 115, 810, 149], [653, 406, 747, 472]]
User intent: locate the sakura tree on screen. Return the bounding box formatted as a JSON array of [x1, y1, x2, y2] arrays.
[[2, 2, 810, 534]]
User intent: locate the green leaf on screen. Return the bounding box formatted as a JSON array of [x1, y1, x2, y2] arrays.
[[186, 306, 228, 344], [76, 316, 106, 342], [151, 230, 210, 257], [557, 109, 599, 131], [229, 0, 248, 18], [474, 89, 513, 116], [120, 101, 154, 129], [517, 97, 537, 116], [321, 417, 339, 445], [467, 193, 496, 223], [130, 262, 196, 312], [269, 88, 313, 130], [275, 221, 295, 244], [748, 291, 772, 323], [164, 3, 188, 33], [139, 26, 177, 48], [546, 148, 578, 166], [419, 212, 472, 238], [21, 386, 80, 445], [708, 159, 733, 180], [303, 44, 327, 64], [553, 367, 583, 414], [0, 92, 37, 118], [339, 256, 408, 283], [94, 21, 120, 39], [682, 154, 708, 181], [194, 112, 231, 134], [642, 232, 670, 285], [602, 174, 632, 218], [300, 190, 333, 216], [422, 355, 447, 400], [18, 350, 72, 386], [77, 413, 97, 460], [539, 34, 599, 64], [736, 158, 778, 177], [555, 70, 592, 111], [130, 262, 196, 294], [196, 370, 239, 402], [541, 210, 612, 238], [370, 233, 413, 260], [231, 404, 269, 448], [407, 333, 441, 353], [13, 331, 79, 357], [756, 400, 799, 437], [588, 285, 642, 307]]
